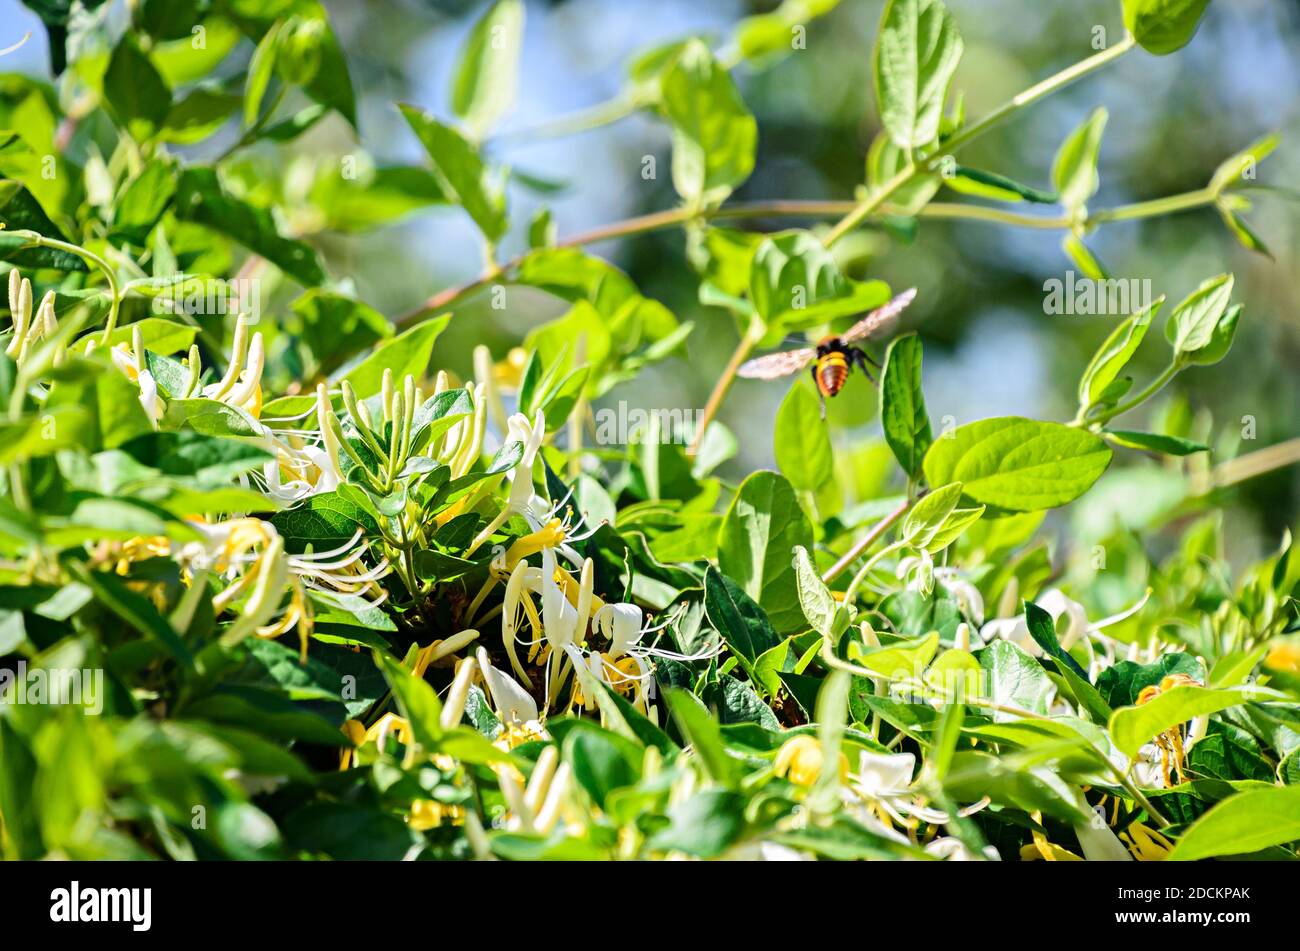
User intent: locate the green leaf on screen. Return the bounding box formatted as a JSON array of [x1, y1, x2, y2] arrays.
[[1210, 133, 1279, 195], [1024, 600, 1112, 723], [749, 231, 891, 339], [337, 316, 451, 397], [873, 0, 964, 150], [374, 652, 443, 748], [704, 565, 781, 664], [945, 165, 1057, 204], [68, 563, 193, 668], [978, 640, 1053, 721], [1123, 0, 1211, 55], [1077, 299, 1158, 410], [565, 726, 639, 809], [0, 183, 86, 270], [774, 378, 833, 493], [922, 416, 1112, 512], [112, 158, 177, 242], [271, 491, 379, 554], [1165, 273, 1233, 355], [658, 39, 757, 206], [1052, 107, 1107, 211], [451, 0, 525, 137], [648, 790, 746, 857], [1182, 303, 1241, 367], [1109, 684, 1258, 758], [717, 470, 814, 632], [901, 481, 962, 549], [1104, 430, 1208, 455], [662, 687, 737, 788], [162, 398, 260, 437], [1168, 785, 1300, 860], [1096, 653, 1204, 708], [879, 332, 932, 478], [793, 545, 840, 638], [243, 19, 283, 128], [174, 168, 325, 285], [1218, 206, 1270, 257], [103, 36, 172, 140], [851, 631, 939, 680], [399, 103, 507, 242]]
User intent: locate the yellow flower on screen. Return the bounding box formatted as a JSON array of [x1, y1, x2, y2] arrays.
[[774, 735, 849, 788], [1265, 639, 1300, 674], [1120, 821, 1174, 861]]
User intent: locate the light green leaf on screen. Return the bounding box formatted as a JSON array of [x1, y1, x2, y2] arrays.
[[400, 103, 507, 241], [718, 471, 815, 632], [1109, 684, 1258, 758], [902, 482, 962, 548], [337, 315, 451, 397], [1104, 430, 1208, 455], [774, 379, 833, 493], [922, 417, 1112, 512], [1052, 107, 1107, 211], [1211, 133, 1279, 195], [451, 0, 525, 137], [1077, 299, 1159, 410], [1182, 303, 1241, 367], [1168, 785, 1300, 860], [879, 332, 932, 477], [1165, 273, 1234, 355], [873, 0, 964, 149], [658, 40, 757, 206], [979, 639, 1054, 722], [850, 631, 939, 680], [793, 545, 840, 638], [1123, 0, 1211, 55]]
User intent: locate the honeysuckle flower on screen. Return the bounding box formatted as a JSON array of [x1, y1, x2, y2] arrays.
[[109, 328, 166, 425], [475, 646, 539, 728], [925, 837, 1000, 861], [1119, 820, 1174, 860], [5, 277, 57, 366], [202, 315, 265, 418], [848, 750, 987, 830], [896, 558, 984, 625], [774, 735, 849, 788], [979, 587, 1148, 679], [494, 745, 571, 834]]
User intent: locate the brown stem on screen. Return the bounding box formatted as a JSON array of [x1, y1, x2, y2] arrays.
[[821, 497, 911, 586], [686, 321, 762, 459], [1191, 436, 1300, 494]]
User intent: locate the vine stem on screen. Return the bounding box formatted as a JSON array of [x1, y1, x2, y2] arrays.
[[1079, 359, 1182, 427], [821, 497, 911, 586], [821, 33, 1138, 248], [395, 182, 1209, 328], [18, 232, 122, 343], [1192, 436, 1300, 493], [685, 319, 761, 458]]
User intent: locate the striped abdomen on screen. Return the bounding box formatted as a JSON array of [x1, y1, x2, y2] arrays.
[[815, 351, 849, 398]]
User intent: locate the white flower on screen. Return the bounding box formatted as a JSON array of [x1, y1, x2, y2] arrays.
[[476, 646, 539, 727], [925, 837, 1000, 861], [979, 587, 1148, 678]]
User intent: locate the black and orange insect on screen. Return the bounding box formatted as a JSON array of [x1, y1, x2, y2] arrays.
[[737, 288, 917, 418]]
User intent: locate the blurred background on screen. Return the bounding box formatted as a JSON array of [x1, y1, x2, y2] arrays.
[[3, 0, 1298, 563]]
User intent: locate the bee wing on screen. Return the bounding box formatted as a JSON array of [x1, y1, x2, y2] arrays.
[[738, 347, 816, 380], [839, 287, 918, 344]]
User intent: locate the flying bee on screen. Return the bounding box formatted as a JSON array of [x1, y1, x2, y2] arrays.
[[737, 288, 917, 418]]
